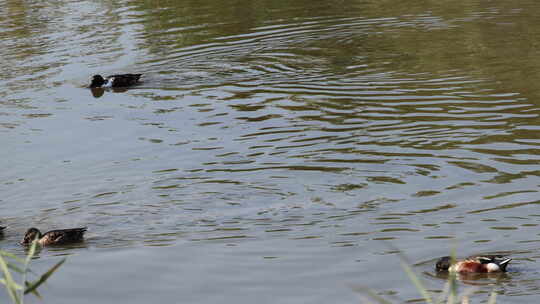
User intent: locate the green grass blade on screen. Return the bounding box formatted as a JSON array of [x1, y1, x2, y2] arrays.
[[383, 243, 433, 304], [24, 258, 66, 295], [446, 248, 458, 304], [25, 281, 42, 299], [435, 280, 450, 304], [0, 250, 26, 274], [487, 291, 497, 304], [0, 278, 23, 290], [447, 270, 459, 303], [0, 251, 26, 264], [401, 261, 434, 304], [24, 239, 38, 266], [7, 263, 25, 274], [0, 254, 21, 304]]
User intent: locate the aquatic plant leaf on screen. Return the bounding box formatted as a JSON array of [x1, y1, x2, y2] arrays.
[[401, 261, 433, 304], [435, 280, 450, 304], [6, 262, 25, 274], [487, 291, 497, 304], [446, 248, 458, 304], [0, 251, 26, 265], [25, 280, 42, 299], [24, 258, 66, 295], [24, 239, 38, 266], [0, 278, 23, 290], [0, 254, 21, 304]]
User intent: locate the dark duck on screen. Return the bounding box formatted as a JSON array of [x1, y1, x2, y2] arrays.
[[21, 227, 87, 246], [90, 74, 142, 88]]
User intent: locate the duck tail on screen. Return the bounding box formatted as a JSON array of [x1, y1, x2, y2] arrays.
[[499, 258, 511, 272]]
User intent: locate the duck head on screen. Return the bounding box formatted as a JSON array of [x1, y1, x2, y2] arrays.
[[90, 75, 106, 88], [435, 256, 452, 271], [21, 227, 42, 245]]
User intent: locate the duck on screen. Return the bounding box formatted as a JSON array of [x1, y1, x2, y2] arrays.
[[436, 255, 511, 273], [20, 227, 87, 246], [89, 74, 142, 88]]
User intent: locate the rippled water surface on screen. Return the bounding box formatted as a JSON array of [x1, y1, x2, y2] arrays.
[[3, 0, 540, 302]]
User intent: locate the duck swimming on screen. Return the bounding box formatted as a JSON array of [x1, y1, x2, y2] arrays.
[[89, 74, 142, 88], [436, 255, 511, 273], [21, 227, 87, 246]]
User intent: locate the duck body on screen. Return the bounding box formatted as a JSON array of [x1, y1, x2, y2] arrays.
[[436, 255, 511, 273], [21, 227, 87, 246], [90, 74, 142, 88]]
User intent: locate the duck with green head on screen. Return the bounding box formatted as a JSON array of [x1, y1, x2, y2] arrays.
[[436, 255, 511, 273]]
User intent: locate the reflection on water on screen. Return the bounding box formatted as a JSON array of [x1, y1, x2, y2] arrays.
[[3, 0, 540, 302]]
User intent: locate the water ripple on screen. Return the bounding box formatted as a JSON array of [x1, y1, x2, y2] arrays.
[[3, 1, 540, 301]]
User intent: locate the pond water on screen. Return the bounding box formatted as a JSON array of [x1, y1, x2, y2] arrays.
[[2, 0, 540, 302]]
